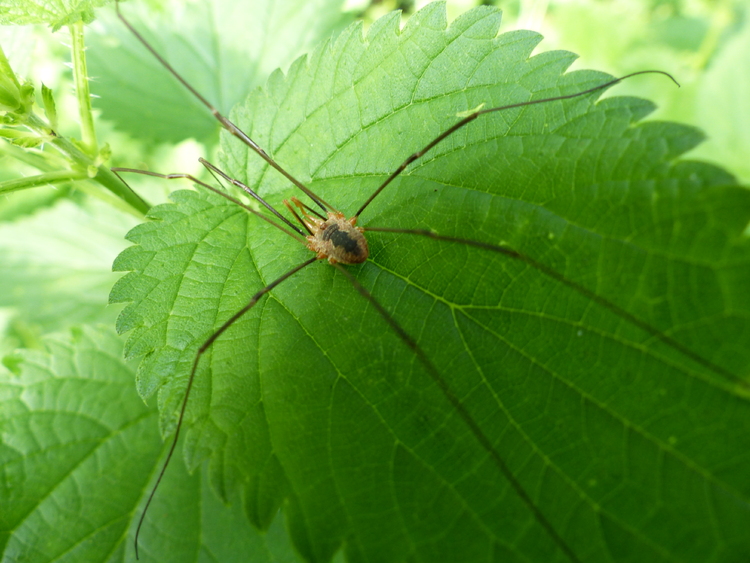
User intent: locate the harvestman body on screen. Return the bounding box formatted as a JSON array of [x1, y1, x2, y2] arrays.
[[107, 3, 730, 561]]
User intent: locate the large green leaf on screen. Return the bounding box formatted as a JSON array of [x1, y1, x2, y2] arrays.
[[0, 326, 303, 562], [111, 3, 750, 562]]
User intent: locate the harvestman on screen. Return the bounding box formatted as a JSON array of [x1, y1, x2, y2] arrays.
[[109, 3, 734, 561]]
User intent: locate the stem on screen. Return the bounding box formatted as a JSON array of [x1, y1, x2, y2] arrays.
[[23, 112, 149, 214], [69, 22, 97, 154], [0, 141, 67, 172], [0, 169, 88, 195]]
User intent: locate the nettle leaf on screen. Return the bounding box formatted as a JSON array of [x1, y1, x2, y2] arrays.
[[0, 0, 108, 29], [87, 0, 350, 145], [0, 326, 302, 562], [111, 4, 750, 563], [0, 199, 136, 334]]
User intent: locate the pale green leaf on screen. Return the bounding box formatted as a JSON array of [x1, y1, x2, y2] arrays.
[[86, 0, 351, 145], [0, 326, 303, 562], [0, 0, 108, 29], [0, 199, 135, 335]]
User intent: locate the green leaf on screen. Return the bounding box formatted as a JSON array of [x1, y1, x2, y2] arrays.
[[0, 198, 135, 336], [0, 327, 161, 560], [0, 326, 304, 562], [0, 43, 34, 120], [87, 0, 351, 146], [40, 83, 57, 130], [0, 0, 108, 29], [112, 3, 750, 563], [0, 44, 22, 111]]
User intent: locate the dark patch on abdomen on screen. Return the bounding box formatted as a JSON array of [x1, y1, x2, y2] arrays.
[[324, 223, 360, 255]]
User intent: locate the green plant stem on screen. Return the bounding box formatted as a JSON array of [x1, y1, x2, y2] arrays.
[[91, 161, 149, 217], [0, 141, 66, 172], [0, 169, 87, 195], [1, 137, 145, 217], [22, 112, 149, 215], [69, 21, 97, 154]]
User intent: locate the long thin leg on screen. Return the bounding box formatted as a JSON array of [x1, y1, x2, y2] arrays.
[[114, 1, 334, 213], [332, 263, 581, 563], [284, 199, 314, 236], [134, 256, 318, 559], [364, 226, 745, 388], [111, 167, 306, 242], [354, 70, 679, 218], [198, 158, 312, 234]]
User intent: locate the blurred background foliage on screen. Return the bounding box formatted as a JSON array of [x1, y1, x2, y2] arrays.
[[0, 0, 748, 358]]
